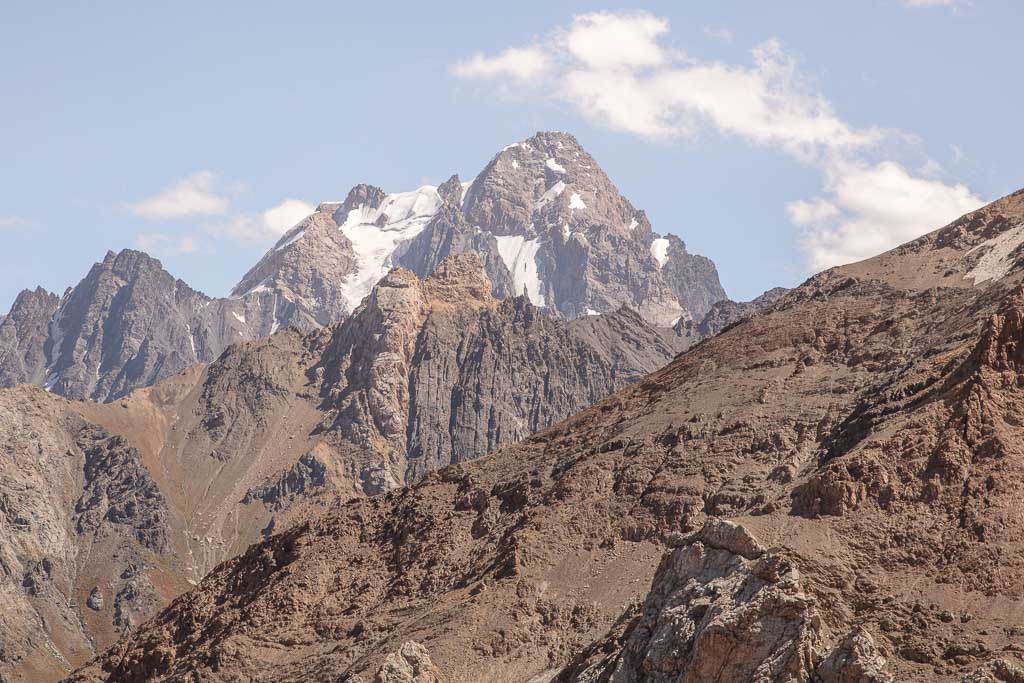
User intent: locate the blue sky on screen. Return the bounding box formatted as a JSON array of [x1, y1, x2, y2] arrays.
[[1, 1, 1021, 308]]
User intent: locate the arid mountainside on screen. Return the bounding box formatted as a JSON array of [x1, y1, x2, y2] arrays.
[[671, 286, 788, 351], [0, 255, 677, 682], [68, 190, 1024, 682]]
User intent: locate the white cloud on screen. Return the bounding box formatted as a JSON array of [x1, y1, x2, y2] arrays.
[[205, 199, 314, 243], [135, 233, 200, 256], [703, 26, 734, 43], [793, 160, 983, 270], [950, 144, 964, 163], [262, 199, 314, 234], [126, 171, 229, 219], [452, 46, 550, 82], [565, 11, 669, 70], [452, 11, 985, 272]]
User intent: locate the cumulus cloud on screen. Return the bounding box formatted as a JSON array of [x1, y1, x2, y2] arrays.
[[135, 233, 200, 256], [126, 171, 229, 219], [452, 11, 984, 271], [792, 160, 983, 270], [452, 46, 550, 82], [128, 171, 313, 252], [206, 199, 314, 243]]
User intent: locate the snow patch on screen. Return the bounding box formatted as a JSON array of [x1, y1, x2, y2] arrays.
[[650, 238, 670, 268], [628, 218, 639, 231], [232, 311, 247, 324], [569, 193, 586, 210], [537, 181, 565, 210], [966, 224, 1024, 284], [586, 308, 599, 316], [511, 159, 519, 169], [338, 185, 442, 309], [546, 158, 566, 173], [494, 235, 545, 307], [274, 225, 306, 252]]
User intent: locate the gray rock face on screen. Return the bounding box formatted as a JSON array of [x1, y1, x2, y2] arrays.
[[313, 253, 679, 492], [0, 250, 292, 402], [400, 132, 726, 326], [230, 202, 359, 329], [0, 286, 59, 388]]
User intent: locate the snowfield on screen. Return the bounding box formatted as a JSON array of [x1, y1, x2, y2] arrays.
[[495, 235, 545, 307], [338, 185, 442, 310]]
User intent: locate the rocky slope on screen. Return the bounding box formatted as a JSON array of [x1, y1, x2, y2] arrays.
[[0, 255, 677, 682], [67, 190, 1024, 682], [672, 286, 788, 351], [0, 250, 294, 402], [235, 131, 726, 327]]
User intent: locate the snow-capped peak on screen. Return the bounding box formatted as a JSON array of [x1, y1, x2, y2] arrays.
[[337, 185, 443, 309]]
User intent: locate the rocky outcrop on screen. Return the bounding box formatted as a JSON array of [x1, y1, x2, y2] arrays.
[[314, 253, 679, 492], [560, 520, 891, 682], [0, 286, 59, 387], [375, 642, 444, 683]]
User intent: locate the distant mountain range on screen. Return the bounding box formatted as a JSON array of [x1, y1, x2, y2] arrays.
[[0, 132, 729, 403]]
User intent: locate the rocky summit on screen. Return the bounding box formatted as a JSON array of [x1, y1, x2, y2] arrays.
[[0, 254, 678, 682], [0, 132, 724, 404], [63, 190, 1024, 682], [234, 131, 725, 328]]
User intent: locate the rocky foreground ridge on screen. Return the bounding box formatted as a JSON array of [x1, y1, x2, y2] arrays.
[[64, 190, 1024, 682], [0, 254, 679, 682]]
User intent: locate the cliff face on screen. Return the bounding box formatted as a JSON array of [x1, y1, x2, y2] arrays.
[[0, 250, 282, 402], [0, 254, 677, 682], [66, 191, 1024, 683]]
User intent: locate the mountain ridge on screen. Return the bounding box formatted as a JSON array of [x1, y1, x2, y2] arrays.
[[0, 253, 682, 682], [63, 188, 1024, 682], [0, 131, 726, 403]]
